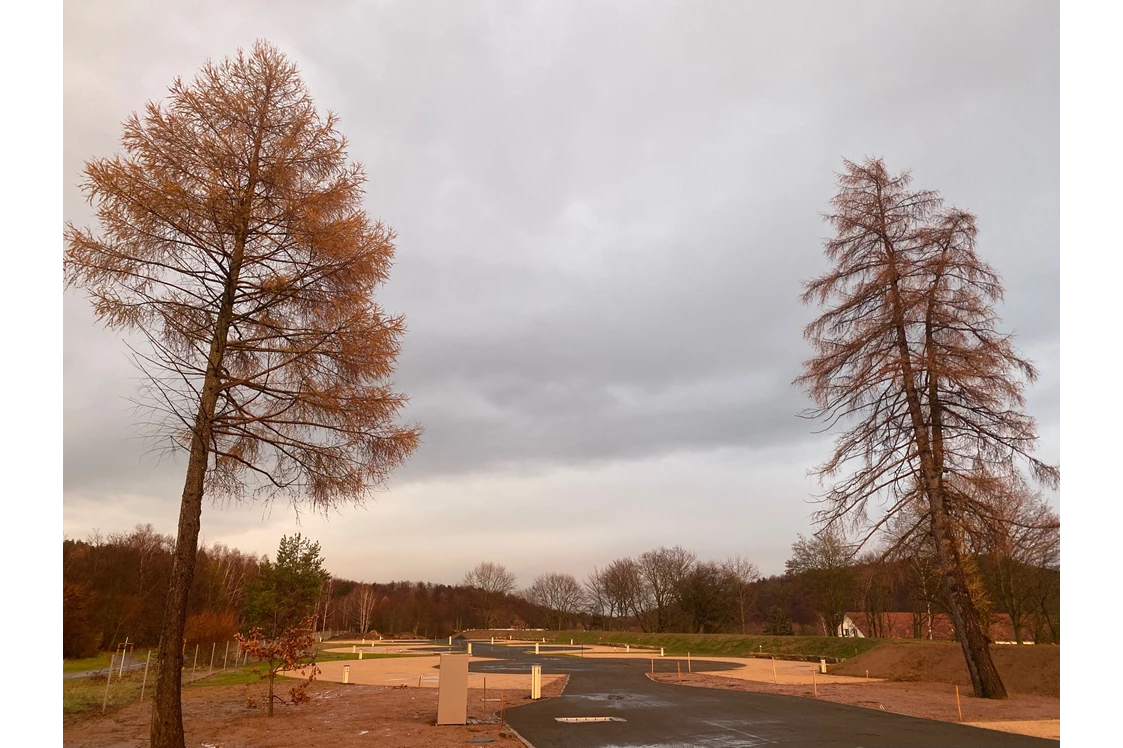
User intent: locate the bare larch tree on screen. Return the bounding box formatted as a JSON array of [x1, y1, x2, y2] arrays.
[[797, 158, 1058, 699], [64, 42, 420, 747]]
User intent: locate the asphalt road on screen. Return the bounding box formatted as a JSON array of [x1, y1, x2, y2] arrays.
[[465, 644, 1053, 748]]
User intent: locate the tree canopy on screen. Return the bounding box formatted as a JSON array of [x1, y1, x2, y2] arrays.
[[797, 157, 1059, 699], [64, 41, 419, 748]]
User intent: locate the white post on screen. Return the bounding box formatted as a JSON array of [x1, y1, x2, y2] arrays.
[[661, 647, 664, 657], [359, 651, 363, 660], [343, 664, 350, 684], [352, 645, 356, 653], [467, 642, 473, 656], [570, 639, 574, 646], [626, 644, 630, 652], [535, 642, 539, 654], [491, 637, 495, 645], [119, 638, 129, 680], [449, 636, 452, 646], [209, 642, 216, 671], [531, 665, 541, 699]]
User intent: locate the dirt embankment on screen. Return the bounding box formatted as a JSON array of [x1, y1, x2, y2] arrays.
[[832, 642, 1058, 697]]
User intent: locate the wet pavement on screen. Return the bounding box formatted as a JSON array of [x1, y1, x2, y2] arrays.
[[466, 644, 1053, 748]]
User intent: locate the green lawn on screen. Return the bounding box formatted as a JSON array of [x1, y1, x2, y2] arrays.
[[63, 672, 146, 719], [63, 652, 114, 674], [311, 648, 432, 663], [544, 630, 885, 661]]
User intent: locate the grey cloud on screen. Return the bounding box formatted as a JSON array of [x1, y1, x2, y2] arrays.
[[64, 0, 1058, 573]]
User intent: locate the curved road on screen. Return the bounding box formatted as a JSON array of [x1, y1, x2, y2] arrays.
[[464, 644, 1052, 748]]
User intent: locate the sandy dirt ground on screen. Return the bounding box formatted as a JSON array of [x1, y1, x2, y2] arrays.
[[64, 641, 1059, 744], [63, 679, 568, 748], [311, 641, 565, 691]]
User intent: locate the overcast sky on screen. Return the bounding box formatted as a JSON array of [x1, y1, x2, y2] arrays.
[[63, 0, 1059, 587]]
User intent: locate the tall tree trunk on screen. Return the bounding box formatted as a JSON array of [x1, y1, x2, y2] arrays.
[[930, 507, 1008, 698], [150, 228, 246, 747], [148, 393, 218, 746]]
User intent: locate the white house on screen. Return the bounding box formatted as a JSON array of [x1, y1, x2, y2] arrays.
[[836, 614, 864, 638]]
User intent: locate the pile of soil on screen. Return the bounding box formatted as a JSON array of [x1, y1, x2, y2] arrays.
[[831, 642, 1059, 697]]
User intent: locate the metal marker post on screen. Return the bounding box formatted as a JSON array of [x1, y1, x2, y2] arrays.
[[192, 644, 199, 679], [223, 642, 228, 671], [210, 642, 216, 671], [343, 664, 350, 684]]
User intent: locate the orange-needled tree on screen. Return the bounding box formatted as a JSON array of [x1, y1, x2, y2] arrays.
[[64, 41, 421, 747], [796, 158, 1058, 699]]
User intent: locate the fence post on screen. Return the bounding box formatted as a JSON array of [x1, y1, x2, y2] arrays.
[[192, 644, 199, 680], [210, 642, 216, 672]]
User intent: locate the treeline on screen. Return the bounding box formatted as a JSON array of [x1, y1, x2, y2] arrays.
[[62, 525, 542, 657], [65, 523, 1058, 659]]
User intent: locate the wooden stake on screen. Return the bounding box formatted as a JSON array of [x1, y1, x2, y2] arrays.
[[418, 674, 422, 688], [192, 644, 199, 680], [483, 677, 487, 707], [677, 661, 682, 683], [651, 656, 654, 675], [210, 642, 216, 671], [688, 652, 692, 673], [102, 654, 114, 713], [866, 669, 869, 681], [772, 657, 777, 684], [223, 642, 229, 671], [813, 670, 818, 697], [140, 650, 152, 700], [500, 694, 506, 730], [956, 685, 963, 722]]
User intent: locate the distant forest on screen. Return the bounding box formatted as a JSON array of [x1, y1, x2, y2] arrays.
[[63, 523, 1059, 658]]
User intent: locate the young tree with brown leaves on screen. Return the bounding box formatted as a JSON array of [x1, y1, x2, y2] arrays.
[[797, 158, 1058, 699], [64, 42, 421, 747], [236, 619, 320, 717]]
